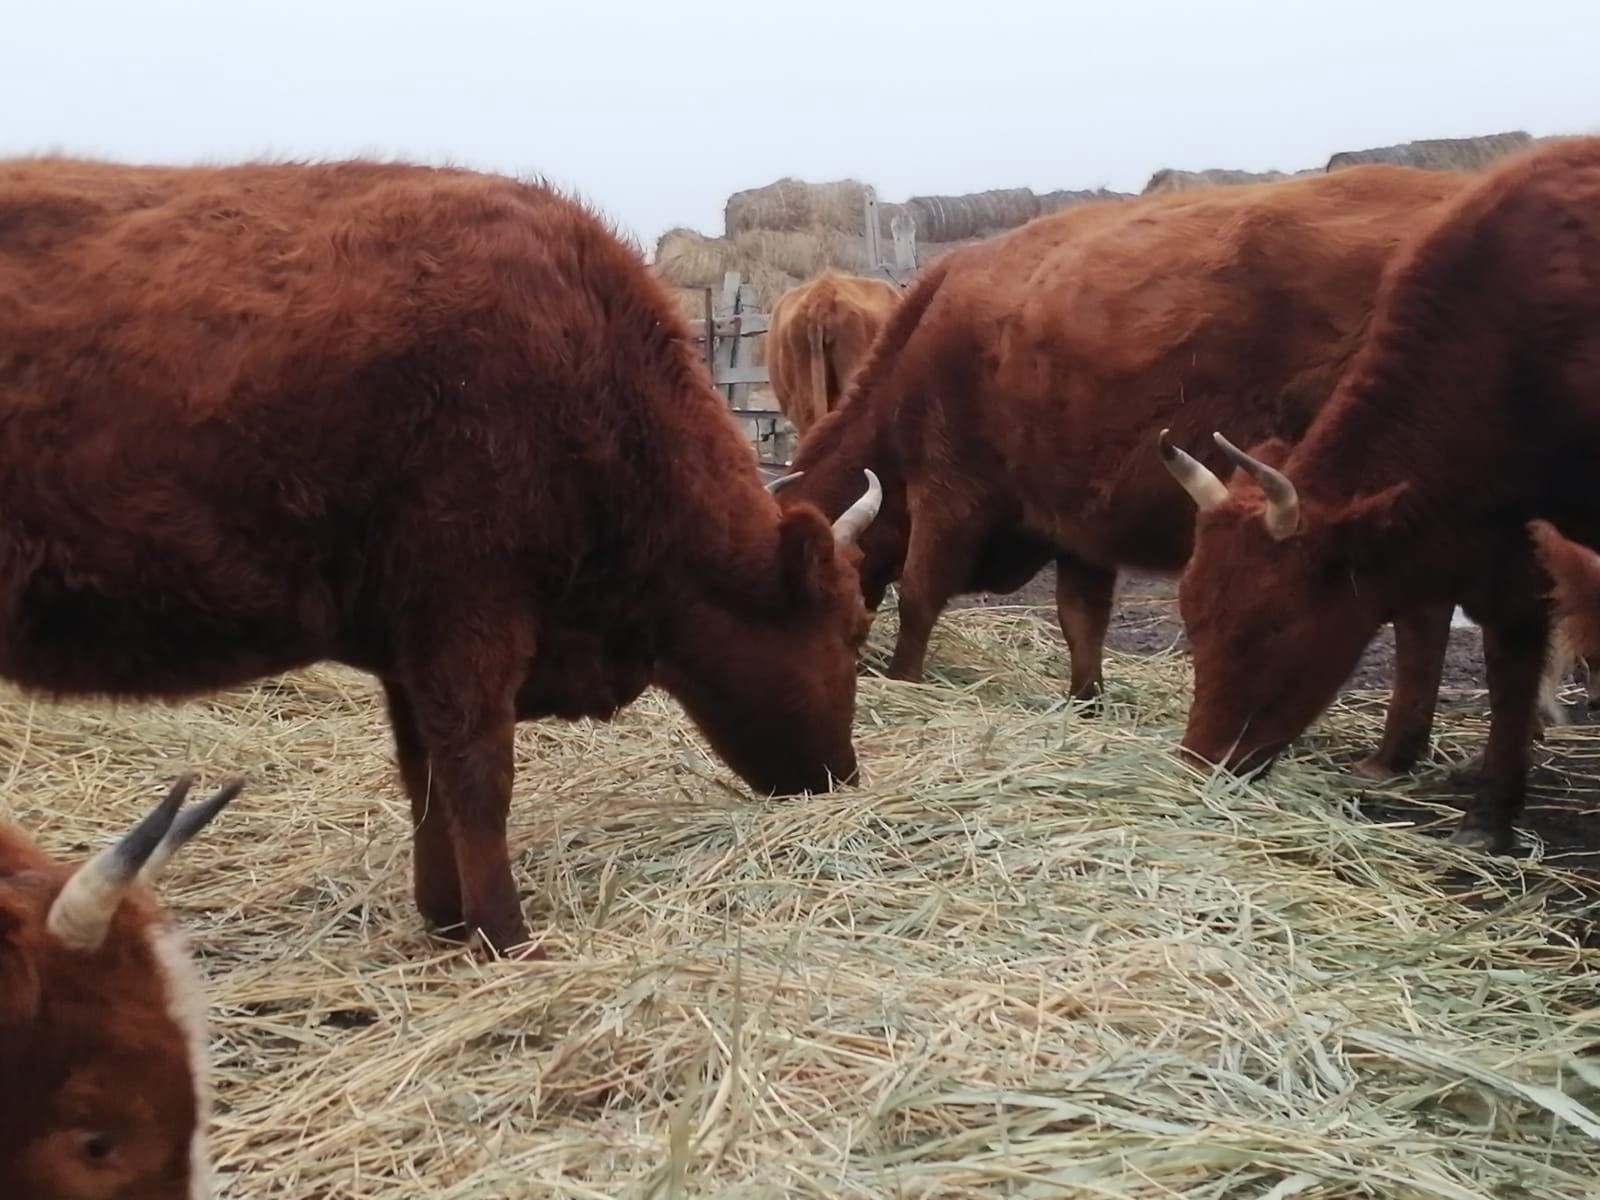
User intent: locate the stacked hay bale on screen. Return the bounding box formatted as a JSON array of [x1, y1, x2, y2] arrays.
[[1142, 166, 1321, 194], [655, 178, 1132, 310]]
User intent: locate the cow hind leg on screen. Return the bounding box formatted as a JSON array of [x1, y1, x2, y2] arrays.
[[1449, 619, 1546, 853], [382, 679, 462, 933], [1053, 555, 1116, 713], [400, 631, 534, 956], [1355, 604, 1450, 779]]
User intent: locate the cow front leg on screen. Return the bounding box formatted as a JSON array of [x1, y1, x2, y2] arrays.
[[1054, 555, 1117, 713], [382, 679, 462, 934], [1450, 619, 1546, 852], [402, 631, 534, 956], [1355, 603, 1450, 779], [886, 511, 985, 682]]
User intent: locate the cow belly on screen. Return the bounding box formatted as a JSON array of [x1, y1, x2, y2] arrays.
[[0, 574, 335, 700]]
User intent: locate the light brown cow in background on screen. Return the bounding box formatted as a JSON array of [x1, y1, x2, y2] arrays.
[[767, 271, 901, 436]]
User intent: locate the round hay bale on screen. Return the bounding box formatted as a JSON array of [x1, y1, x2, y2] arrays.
[[914, 238, 984, 266], [1325, 131, 1534, 172], [725, 178, 875, 237], [906, 188, 1040, 242], [1037, 187, 1135, 214]]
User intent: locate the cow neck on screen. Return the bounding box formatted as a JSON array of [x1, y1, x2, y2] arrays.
[[790, 396, 890, 520], [1284, 331, 1527, 590]]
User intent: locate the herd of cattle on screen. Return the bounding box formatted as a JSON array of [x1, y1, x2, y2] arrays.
[[3, 136, 1600, 1195]]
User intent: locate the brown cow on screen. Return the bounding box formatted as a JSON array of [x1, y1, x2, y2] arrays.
[[2, 774, 242, 1200], [766, 271, 902, 436], [0, 155, 882, 955], [771, 164, 1476, 777], [1160, 136, 1600, 852]]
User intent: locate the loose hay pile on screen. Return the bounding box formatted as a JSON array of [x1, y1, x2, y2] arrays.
[[5, 609, 1600, 1198]]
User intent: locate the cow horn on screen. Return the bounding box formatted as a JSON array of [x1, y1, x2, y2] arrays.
[[832, 469, 882, 545], [1158, 428, 1228, 510], [765, 471, 804, 494], [139, 776, 245, 883], [47, 774, 244, 952], [1212, 432, 1300, 539]]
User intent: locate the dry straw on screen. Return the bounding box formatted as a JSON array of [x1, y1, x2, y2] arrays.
[[5, 606, 1600, 1198]]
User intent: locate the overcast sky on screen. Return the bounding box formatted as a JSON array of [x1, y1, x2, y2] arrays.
[[4, 0, 1595, 256]]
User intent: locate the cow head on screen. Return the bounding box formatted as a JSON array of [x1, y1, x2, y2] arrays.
[[1160, 428, 1404, 772], [657, 471, 882, 798], [767, 463, 909, 613], [1530, 519, 1600, 660], [0, 775, 242, 1200]]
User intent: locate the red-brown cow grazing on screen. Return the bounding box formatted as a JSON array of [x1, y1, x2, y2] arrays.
[[0, 156, 882, 956], [771, 165, 1475, 777], [1, 774, 242, 1200], [766, 272, 902, 436], [1161, 136, 1600, 852]]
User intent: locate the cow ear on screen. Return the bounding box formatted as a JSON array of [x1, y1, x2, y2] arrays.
[[775, 506, 838, 604]]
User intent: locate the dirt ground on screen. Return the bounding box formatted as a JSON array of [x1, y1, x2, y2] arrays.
[[948, 567, 1600, 906], [946, 567, 1489, 689]]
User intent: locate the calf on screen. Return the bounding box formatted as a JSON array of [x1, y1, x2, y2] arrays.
[[1, 774, 242, 1200]]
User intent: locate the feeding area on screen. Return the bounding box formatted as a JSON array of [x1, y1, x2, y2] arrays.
[[4, 604, 1600, 1198]]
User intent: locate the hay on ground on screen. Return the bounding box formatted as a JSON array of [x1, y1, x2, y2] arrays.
[[6, 606, 1600, 1198], [1326, 131, 1535, 172]]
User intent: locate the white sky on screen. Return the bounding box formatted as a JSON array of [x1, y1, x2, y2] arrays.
[[4, 0, 1595, 256]]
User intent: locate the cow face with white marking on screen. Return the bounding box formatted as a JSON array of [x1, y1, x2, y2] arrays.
[[0, 776, 241, 1200]]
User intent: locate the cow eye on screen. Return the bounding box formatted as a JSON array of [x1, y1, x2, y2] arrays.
[[80, 1131, 115, 1161]]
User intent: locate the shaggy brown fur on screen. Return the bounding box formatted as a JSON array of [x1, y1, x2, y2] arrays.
[[0, 155, 877, 954]]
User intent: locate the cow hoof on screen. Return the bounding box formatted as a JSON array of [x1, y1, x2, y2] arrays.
[[1352, 755, 1406, 782], [1447, 825, 1515, 854]]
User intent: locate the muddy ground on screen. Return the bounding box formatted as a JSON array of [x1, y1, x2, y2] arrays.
[[948, 567, 1600, 907]]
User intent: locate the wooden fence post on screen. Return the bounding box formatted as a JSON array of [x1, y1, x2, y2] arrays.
[[890, 210, 917, 271], [862, 186, 882, 269]]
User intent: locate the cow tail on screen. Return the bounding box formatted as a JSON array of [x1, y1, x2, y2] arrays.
[[807, 321, 829, 431]]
